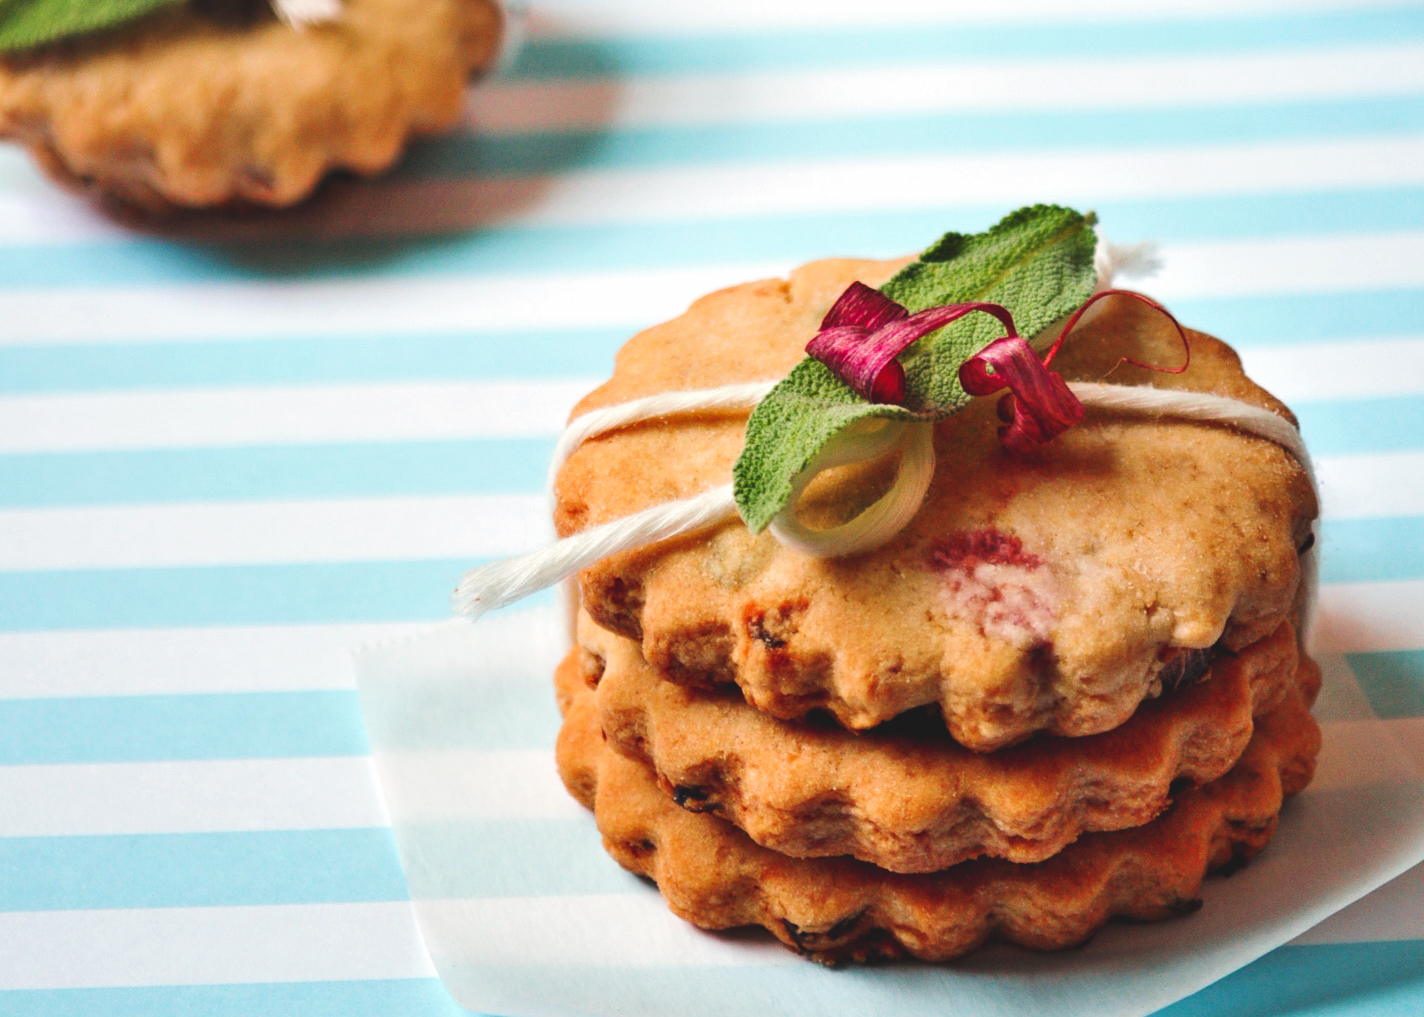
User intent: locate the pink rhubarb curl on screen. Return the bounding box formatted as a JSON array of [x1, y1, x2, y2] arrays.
[[959, 335, 1085, 455], [961, 288, 1192, 455], [807, 282, 1018, 405]]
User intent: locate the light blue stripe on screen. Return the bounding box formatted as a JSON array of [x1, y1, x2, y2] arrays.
[[0, 559, 500, 631], [0, 676, 561, 763], [0, 328, 622, 394], [1158, 940, 1424, 1016], [1296, 397, 1424, 456], [395, 95, 1424, 182], [0, 979, 466, 1017], [0, 692, 368, 764], [504, 7, 1424, 78], [0, 440, 557, 508], [1345, 650, 1424, 719], [0, 830, 406, 911], [1320, 516, 1424, 584], [0, 390, 1417, 510], [1169, 288, 1424, 347]]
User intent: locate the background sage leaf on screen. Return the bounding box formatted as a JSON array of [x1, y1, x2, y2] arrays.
[[0, 0, 185, 54]]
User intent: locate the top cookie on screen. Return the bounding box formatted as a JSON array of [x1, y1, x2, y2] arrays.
[[0, 0, 502, 210], [554, 258, 1316, 751]]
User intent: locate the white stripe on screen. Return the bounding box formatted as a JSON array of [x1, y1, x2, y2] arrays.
[[374, 749, 583, 822], [1151, 230, 1424, 300], [320, 135, 1424, 229], [529, 0, 1413, 35], [0, 751, 578, 836], [1315, 579, 1424, 654], [0, 379, 594, 453], [0, 263, 778, 345], [0, 623, 412, 699], [0, 189, 128, 244], [2, 132, 1424, 267], [419, 893, 795, 970], [1239, 336, 1424, 402], [0, 757, 386, 836], [1317, 451, 1424, 521], [0, 607, 563, 699], [469, 43, 1424, 132], [0, 495, 552, 571], [0, 902, 435, 989]]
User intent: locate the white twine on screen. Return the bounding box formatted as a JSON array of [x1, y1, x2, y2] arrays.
[[457, 241, 1316, 627], [1094, 240, 1162, 290], [1071, 381, 1319, 641], [454, 484, 737, 619], [547, 380, 778, 487], [1070, 382, 1312, 482], [272, 0, 342, 27], [455, 378, 1317, 624]]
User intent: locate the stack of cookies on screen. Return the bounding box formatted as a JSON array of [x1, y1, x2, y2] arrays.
[[551, 256, 1321, 963]]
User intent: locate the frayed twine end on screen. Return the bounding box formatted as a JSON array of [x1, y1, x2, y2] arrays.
[[1094, 240, 1162, 290], [272, 0, 343, 27]]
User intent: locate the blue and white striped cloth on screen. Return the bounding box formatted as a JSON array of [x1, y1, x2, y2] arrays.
[[3, 0, 1424, 1013]]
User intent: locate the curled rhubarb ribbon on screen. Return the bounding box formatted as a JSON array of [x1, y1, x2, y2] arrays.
[[959, 336, 1085, 454], [807, 283, 1016, 404], [809, 284, 1191, 455], [961, 288, 1190, 454]]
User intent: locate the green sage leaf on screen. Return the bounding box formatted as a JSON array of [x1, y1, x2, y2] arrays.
[[0, 0, 185, 54], [733, 204, 1098, 535]]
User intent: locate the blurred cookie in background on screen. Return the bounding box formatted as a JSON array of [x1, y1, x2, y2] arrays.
[[0, 0, 505, 211]]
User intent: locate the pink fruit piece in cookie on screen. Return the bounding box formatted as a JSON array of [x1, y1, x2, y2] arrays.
[[929, 529, 1056, 645]]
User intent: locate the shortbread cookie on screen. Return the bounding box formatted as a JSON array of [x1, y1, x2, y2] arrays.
[[555, 260, 1316, 749], [573, 612, 1307, 873], [0, 0, 502, 210], [555, 660, 1321, 964]]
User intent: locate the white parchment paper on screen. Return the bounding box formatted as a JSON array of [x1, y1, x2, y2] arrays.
[[356, 605, 1424, 1017]]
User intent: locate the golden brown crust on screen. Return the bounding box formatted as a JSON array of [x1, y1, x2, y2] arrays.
[[555, 259, 1316, 749], [575, 614, 1303, 873], [554, 656, 1322, 964], [0, 0, 503, 210]]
